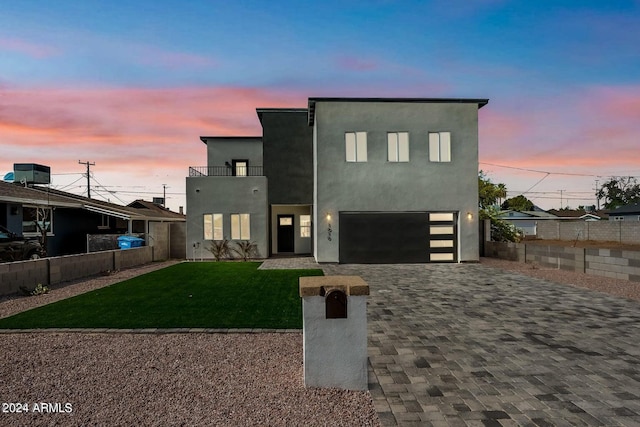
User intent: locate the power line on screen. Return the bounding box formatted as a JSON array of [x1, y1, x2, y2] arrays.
[[480, 162, 640, 178]]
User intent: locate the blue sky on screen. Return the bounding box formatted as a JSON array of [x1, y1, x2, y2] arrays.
[[1, 0, 639, 211]]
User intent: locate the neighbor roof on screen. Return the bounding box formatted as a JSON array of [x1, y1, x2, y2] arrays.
[[609, 203, 640, 215], [307, 97, 490, 126]]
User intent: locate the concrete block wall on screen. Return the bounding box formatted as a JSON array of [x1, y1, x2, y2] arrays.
[[485, 241, 640, 283], [585, 248, 640, 282], [120, 246, 153, 269], [483, 241, 524, 262], [0, 246, 155, 298], [149, 222, 169, 261], [0, 259, 49, 296], [537, 221, 640, 244], [170, 222, 186, 259], [49, 251, 114, 285]]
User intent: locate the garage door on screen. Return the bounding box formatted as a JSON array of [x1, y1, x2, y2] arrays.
[[339, 212, 457, 263]]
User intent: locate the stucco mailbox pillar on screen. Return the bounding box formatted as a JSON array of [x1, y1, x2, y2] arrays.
[[299, 276, 369, 390]]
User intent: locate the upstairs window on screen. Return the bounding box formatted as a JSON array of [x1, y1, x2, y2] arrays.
[[231, 213, 250, 240], [429, 132, 451, 162], [388, 132, 409, 162], [345, 132, 367, 162]]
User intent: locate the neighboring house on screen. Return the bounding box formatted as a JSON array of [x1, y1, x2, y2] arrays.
[[547, 209, 608, 221], [498, 210, 559, 236], [186, 97, 488, 263], [608, 204, 640, 221], [0, 180, 185, 256]]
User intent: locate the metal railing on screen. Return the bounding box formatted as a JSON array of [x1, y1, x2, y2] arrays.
[[189, 166, 264, 177]]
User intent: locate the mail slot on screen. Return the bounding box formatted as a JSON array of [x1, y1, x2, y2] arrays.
[[325, 288, 347, 318]]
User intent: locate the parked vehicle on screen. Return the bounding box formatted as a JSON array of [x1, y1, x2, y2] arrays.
[[0, 225, 44, 262]]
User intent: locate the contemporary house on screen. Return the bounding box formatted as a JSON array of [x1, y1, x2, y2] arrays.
[[186, 97, 488, 263]]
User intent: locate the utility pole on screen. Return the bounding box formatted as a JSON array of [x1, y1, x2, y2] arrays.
[[559, 189, 565, 209], [162, 184, 168, 207], [595, 179, 600, 210], [78, 161, 95, 198]]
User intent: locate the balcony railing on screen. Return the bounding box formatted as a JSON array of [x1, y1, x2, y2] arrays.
[[189, 166, 264, 177]]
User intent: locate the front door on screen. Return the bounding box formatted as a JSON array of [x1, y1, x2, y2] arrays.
[[277, 215, 295, 253]]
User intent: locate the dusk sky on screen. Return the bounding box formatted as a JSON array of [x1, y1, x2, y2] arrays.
[[1, 1, 639, 212]]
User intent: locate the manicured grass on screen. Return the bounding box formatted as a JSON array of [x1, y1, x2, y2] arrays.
[[0, 262, 323, 329]]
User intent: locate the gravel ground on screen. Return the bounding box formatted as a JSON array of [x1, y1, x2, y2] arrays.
[[0, 262, 380, 427], [480, 257, 640, 302], [2, 257, 639, 426]]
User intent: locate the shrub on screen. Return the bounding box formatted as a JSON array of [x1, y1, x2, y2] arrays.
[[208, 239, 231, 261], [19, 283, 50, 296], [232, 240, 259, 261]]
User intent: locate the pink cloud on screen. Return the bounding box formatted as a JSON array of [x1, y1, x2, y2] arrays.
[[0, 38, 59, 58], [134, 48, 218, 70]]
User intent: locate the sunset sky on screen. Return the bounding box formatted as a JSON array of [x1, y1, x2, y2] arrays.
[[1, 1, 639, 212]]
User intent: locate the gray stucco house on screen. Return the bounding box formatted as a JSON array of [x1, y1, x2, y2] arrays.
[[186, 97, 488, 263]]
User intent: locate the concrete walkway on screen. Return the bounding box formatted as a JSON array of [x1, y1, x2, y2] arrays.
[[321, 262, 640, 426]]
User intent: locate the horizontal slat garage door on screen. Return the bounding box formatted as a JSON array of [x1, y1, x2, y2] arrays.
[[339, 212, 458, 263]]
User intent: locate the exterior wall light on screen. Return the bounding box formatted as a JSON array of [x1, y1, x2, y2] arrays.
[[467, 212, 473, 220], [326, 213, 331, 222]]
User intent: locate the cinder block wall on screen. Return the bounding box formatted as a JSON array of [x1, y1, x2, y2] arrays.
[[485, 241, 640, 283], [537, 221, 640, 244], [0, 259, 49, 296], [0, 247, 155, 298], [149, 222, 169, 261]]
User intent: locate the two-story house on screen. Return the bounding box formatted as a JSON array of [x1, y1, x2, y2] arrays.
[[186, 97, 488, 263]]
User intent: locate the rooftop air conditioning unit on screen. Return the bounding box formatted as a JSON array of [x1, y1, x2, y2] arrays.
[[13, 163, 51, 185]]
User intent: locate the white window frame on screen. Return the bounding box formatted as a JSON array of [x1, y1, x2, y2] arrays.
[[387, 132, 409, 162], [429, 132, 451, 162], [345, 131, 367, 162], [300, 214, 311, 238], [204, 213, 223, 240], [23, 206, 54, 237], [231, 213, 250, 240]]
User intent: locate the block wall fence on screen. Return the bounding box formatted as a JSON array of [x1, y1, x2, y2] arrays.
[[537, 220, 640, 244], [484, 241, 640, 283], [0, 246, 157, 298]]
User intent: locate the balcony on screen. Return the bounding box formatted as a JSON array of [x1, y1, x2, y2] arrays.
[[189, 166, 264, 177]]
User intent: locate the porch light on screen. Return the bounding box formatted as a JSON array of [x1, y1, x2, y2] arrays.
[[326, 213, 331, 222], [467, 212, 473, 220]]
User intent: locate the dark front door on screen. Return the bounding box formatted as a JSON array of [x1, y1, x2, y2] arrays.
[[277, 215, 295, 252]]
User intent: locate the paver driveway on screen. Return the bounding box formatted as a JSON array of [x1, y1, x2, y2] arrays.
[[323, 263, 640, 426]]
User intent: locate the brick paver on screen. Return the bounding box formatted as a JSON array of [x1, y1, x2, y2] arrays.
[[321, 263, 640, 426]]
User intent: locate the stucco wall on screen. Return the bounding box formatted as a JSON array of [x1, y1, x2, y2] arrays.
[[185, 176, 268, 260], [204, 137, 263, 169], [313, 101, 480, 263], [261, 110, 313, 205]]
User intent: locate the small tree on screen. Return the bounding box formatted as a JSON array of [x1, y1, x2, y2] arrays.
[[232, 240, 258, 261], [501, 195, 534, 212], [597, 176, 640, 209], [208, 239, 231, 261]]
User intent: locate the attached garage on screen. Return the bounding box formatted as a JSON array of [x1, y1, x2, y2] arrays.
[[339, 212, 457, 263]]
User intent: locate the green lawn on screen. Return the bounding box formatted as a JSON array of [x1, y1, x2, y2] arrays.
[[0, 262, 323, 329]]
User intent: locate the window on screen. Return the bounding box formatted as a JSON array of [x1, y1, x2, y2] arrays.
[[204, 214, 223, 240], [232, 160, 248, 176], [429, 132, 451, 162], [345, 132, 367, 162], [23, 206, 53, 235], [300, 215, 311, 238], [231, 213, 250, 240], [387, 132, 409, 162], [613, 216, 625, 221]]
